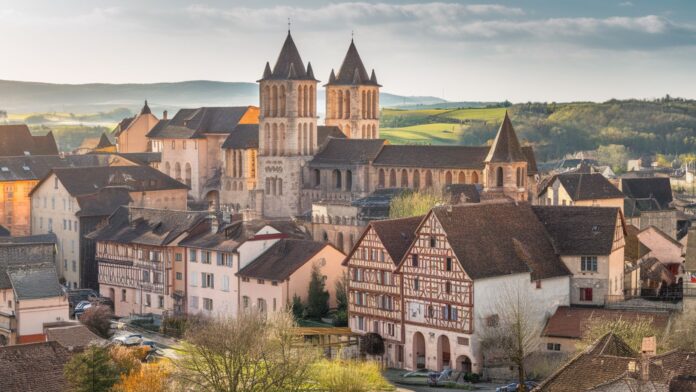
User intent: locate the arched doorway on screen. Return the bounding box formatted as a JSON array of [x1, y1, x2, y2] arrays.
[[455, 355, 472, 373], [413, 332, 426, 369], [108, 288, 115, 302], [205, 190, 220, 211], [437, 335, 451, 370]]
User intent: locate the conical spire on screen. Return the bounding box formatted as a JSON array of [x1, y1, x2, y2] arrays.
[[306, 62, 315, 79], [328, 69, 336, 84], [484, 111, 526, 163], [269, 31, 308, 80], [96, 132, 114, 149], [328, 39, 374, 85], [140, 100, 151, 115], [263, 62, 272, 79], [370, 69, 378, 84]]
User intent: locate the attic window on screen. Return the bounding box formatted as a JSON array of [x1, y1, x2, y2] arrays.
[[22, 166, 30, 171], [591, 225, 600, 233], [0, 167, 8, 172]]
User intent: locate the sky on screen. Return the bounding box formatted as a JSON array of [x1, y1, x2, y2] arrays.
[[1, 0, 696, 102]]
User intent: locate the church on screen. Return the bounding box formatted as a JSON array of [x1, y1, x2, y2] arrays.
[[143, 31, 538, 220]]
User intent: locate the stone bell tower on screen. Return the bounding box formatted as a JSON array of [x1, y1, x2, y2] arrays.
[[325, 39, 381, 139], [257, 31, 319, 217], [483, 112, 528, 201]]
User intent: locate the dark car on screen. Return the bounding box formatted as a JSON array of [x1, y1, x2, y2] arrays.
[[496, 381, 539, 392]]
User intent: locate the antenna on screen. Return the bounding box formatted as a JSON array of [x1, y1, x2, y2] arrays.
[[288, 17, 291, 32]]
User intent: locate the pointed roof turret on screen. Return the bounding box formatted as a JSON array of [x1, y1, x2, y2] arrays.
[[263, 62, 272, 79], [485, 111, 526, 163], [96, 133, 114, 149], [140, 100, 151, 115], [306, 62, 315, 79], [370, 69, 378, 84], [259, 31, 317, 81], [327, 39, 380, 86], [328, 69, 337, 84]]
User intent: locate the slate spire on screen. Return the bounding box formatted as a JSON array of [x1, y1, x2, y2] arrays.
[[263, 62, 272, 79], [140, 100, 151, 115], [269, 31, 307, 80], [328, 39, 376, 85], [484, 111, 526, 163], [306, 62, 315, 80]]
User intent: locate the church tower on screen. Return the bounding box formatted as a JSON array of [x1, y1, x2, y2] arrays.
[[325, 39, 381, 139], [483, 112, 528, 201], [257, 31, 319, 217]]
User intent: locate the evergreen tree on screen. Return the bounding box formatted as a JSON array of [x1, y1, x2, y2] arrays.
[[291, 294, 305, 321], [305, 264, 330, 320], [334, 271, 349, 326], [64, 345, 119, 392]]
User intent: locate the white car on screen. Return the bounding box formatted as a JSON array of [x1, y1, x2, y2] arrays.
[[112, 334, 144, 346]]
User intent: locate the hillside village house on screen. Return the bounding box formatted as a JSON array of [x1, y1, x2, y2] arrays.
[[635, 225, 684, 276], [0, 125, 58, 157], [146, 106, 259, 207], [88, 207, 210, 316], [532, 206, 626, 306], [537, 172, 625, 210], [180, 218, 310, 316], [0, 154, 133, 236], [237, 239, 344, 315], [72, 133, 116, 155], [0, 234, 69, 345], [112, 101, 160, 154], [621, 177, 677, 239], [30, 165, 188, 289]]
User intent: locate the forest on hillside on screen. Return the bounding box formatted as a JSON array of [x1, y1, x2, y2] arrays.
[[381, 97, 696, 163]]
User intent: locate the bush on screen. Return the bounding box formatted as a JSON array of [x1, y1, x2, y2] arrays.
[[360, 333, 385, 357], [469, 373, 481, 383], [80, 305, 114, 339], [310, 359, 394, 392]]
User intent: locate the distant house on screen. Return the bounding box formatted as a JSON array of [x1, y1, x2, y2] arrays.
[[72, 133, 116, 155], [45, 323, 104, 351], [0, 233, 70, 345], [0, 341, 72, 391], [541, 306, 670, 354], [621, 177, 677, 239], [537, 172, 624, 210], [113, 101, 160, 154], [237, 239, 344, 315], [29, 165, 189, 289], [635, 225, 684, 276], [0, 125, 58, 157]]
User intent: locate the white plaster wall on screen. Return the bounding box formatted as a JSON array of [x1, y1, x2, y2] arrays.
[[16, 296, 70, 337]]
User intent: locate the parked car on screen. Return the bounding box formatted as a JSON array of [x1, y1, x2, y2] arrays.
[[112, 334, 144, 346], [496, 381, 539, 392], [402, 368, 432, 378], [73, 300, 93, 319]]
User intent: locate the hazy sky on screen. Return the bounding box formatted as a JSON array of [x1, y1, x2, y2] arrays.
[[1, 0, 696, 102]]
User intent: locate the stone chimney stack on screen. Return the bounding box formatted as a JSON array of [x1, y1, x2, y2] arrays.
[[639, 336, 656, 381], [162, 110, 168, 120]]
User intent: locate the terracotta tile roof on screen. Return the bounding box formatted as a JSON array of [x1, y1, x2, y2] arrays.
[[532, 206, 622, 255], [31, 165, 188, 197], [147, 107, 254, 139], [542, 306, 670, 339], [86, 206, 209, 246], [539, 173, 624, 201], [371, 215, 423, 264], [261, 32, 316, 81], [0, 125, 58, 157], [621, 177, 674, 210], [372, 145, 488, 169], [0, 341, 72, 392], [326, 39, 379, 86], [222, 124, 259, 149], [46, 324, 104, 350], [237, 239, 330, 280], [430, 201, 570, 280], [310, 138, 386, 166], [484, 112, 526, 163]]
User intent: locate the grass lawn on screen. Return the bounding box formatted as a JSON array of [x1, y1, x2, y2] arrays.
[[381, 123, 465, 145], [437, 107, 507, 122]]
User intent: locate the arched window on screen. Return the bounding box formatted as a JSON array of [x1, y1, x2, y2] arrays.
[[413, 170, 420, 189], [472, 171, 479, 184], [322, 231, 329, 242], [271, 124, 278, 156], [362, 91, 367, 119], [270, 178, 277, 195], [271, 85, 278, 117], [279, 85, 286, 116], [366, 90, 372, 119], [336, 232, 344, 252], [309, 123, 315, 154], [314, 169, 321, 187], [298, 85, 304, 116], [310, 85, 315, 117], [372, 90, 378, 119], [264, 124, 270, 155], [389, 169, 397, 187], [184, 163, 192, 187], [232, 182, 237, 191], [337, 90, 343, 119], [345, 90, 351, 119], [332, 170, 342, 189], [401, 169, 409, 187], [174, 162, 181, 181], [164, 162, 171, 177], [265, 178, 271, 195], [378, 169, 385, 188], [445, 171, 452, 185], [279, 123, 286, 156], [425, 170, 433, 188], [496, 167, 504, 187], [458, 171, 466, 184], [303, 123, 309, 155], [346, 170, 353, 191], [263, 85, 270, 117], [361, 125, 366, 139], [372, 124, 377, 138], [277, 178, 283, 195]]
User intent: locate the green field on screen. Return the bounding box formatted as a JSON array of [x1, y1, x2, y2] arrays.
[[439, 107, 507, 122], [381, 123, 466, 145]]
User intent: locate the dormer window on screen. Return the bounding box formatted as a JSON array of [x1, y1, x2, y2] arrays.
[[429, 236, 436, 248]]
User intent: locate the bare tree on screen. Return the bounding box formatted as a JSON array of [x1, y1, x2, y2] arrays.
[[173, 310, 318, 392], [480, 285, 541, 392]]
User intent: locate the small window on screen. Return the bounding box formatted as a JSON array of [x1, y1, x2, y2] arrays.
[[580, 288, 593, 302], [158, 296, 165, 309], [457, 337, 469, 346], [429, 236, 436, 248], [121, 289, 127, 302], [411, 254, 419, 267], [547, 343, 561, 351], [486, 314, 499, 327], [413, 277, 419, 291], [445, 281, 451, 294], [445, 257, 452, 272], [257, 279, 265, 285], [176, 272, 183, 280], [175, 253, 183, 262], [581, 256, 598, 272]]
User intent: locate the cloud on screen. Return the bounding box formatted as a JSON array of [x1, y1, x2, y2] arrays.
[[619, 1, 634, 6]]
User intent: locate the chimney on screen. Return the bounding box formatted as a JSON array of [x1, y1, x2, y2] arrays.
[[162, 110, 168, 120], [209, 214, 219, 234], [639, 336, 656, 381]]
